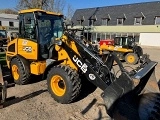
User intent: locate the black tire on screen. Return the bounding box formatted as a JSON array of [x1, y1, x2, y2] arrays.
[[112, 93, 160, 120], [138, 93, 160, 120], [125, 53, 138, 65], [10, 57, 31, 85], [110, 80, 160, 120], [47, 65, 81, 104]]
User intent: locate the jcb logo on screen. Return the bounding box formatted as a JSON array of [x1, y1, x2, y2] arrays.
[[23, 46, 32, 52], [73, 55, 88, 73]]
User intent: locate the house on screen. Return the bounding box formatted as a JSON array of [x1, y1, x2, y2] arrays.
[[0, 13, 19, 37], [71, 1, 160, 46]]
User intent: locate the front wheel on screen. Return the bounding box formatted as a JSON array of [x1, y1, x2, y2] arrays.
[[47, 65, 81, 104], [125, 53, 138, 65], [10, 57, 31, 85]]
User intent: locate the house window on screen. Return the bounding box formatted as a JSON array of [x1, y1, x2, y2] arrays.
[[155, 16, 160, 24], [9, 21, 14, 27], [102, 18, 108, 25], [77, 20, 83, 26], [88, 19, 94, 26], [117, 18, 124, 25], [134, 17, 142, 25]]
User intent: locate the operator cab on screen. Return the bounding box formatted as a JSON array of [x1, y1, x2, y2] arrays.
[[18, 9, 63, 60], [114, 36, 135, 49]]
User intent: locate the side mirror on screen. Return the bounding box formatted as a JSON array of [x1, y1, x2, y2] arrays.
[[24, 16, 31, 24]]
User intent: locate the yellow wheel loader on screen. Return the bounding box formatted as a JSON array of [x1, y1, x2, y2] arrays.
[[100, 36, 143, 65], [5, 9, 160, 119]]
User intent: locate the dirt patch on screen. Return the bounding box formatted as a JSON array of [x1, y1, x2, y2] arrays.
[[0, 47, 160, 120]]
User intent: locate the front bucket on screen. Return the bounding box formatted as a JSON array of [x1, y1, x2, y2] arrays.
[[102, 61, 159, 118], [133, 61, 159, 94]]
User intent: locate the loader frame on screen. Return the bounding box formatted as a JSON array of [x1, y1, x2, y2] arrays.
[[57, 30, 159, 111]]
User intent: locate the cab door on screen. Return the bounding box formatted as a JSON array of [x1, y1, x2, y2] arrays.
[[17, 13, 38, 60]]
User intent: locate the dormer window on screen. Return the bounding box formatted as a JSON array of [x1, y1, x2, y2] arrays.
[[117, 14, 126, 25], [155, 16, 160, 24], [88, 19, 95, 26], [77, 20, 83, 26], [134, 12, 145, 25], [102, 18, 110, 25], [76, 15, 85, 26], [134, 17, 142, 25], [117, 18, 124, 25], [88, 15, 97, 26], [101, 14, 111, 26]]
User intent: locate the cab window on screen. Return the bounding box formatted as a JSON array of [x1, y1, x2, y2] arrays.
[[19, 13, 37, 41]]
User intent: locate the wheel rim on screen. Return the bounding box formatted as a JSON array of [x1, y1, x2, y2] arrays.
[[127, 55, 135, 63], [12, 65, 19, 80], [51, 75, 66, 96]]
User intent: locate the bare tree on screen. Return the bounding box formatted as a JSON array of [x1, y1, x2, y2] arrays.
[[66, 4, 75, 20], [16, 0, 76, 20], [16, 0, 50, 10], [0, 9, 18, 14], [16, 0, 66, 14], [53, 0, 66, 13]]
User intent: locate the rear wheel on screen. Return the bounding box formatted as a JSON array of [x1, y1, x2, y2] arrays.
[[125, 53, 138, 65], [10, 57, 31, 85], [47, 65, 81, 104]]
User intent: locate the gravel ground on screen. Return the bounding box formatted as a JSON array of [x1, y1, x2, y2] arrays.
[[0, 47, 160, 120]]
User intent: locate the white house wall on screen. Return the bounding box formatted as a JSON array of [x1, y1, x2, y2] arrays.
[[139, 33, 160, 46], [1, 19, 19, 27], [14, 22, 19, 27], [0, 14, 19, 28]]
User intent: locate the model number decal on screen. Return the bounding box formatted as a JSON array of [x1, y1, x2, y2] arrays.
[[23, 46, 32, 52], [73, 55, 88, 73]]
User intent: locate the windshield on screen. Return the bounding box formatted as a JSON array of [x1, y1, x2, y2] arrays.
[[114, 37, 121, 45], [0, 30, 7, 39], [122, 37, 128, 46], [38, 15, 63, 44], [127, 37, 135, 46], [114, 37, 135, 46]]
